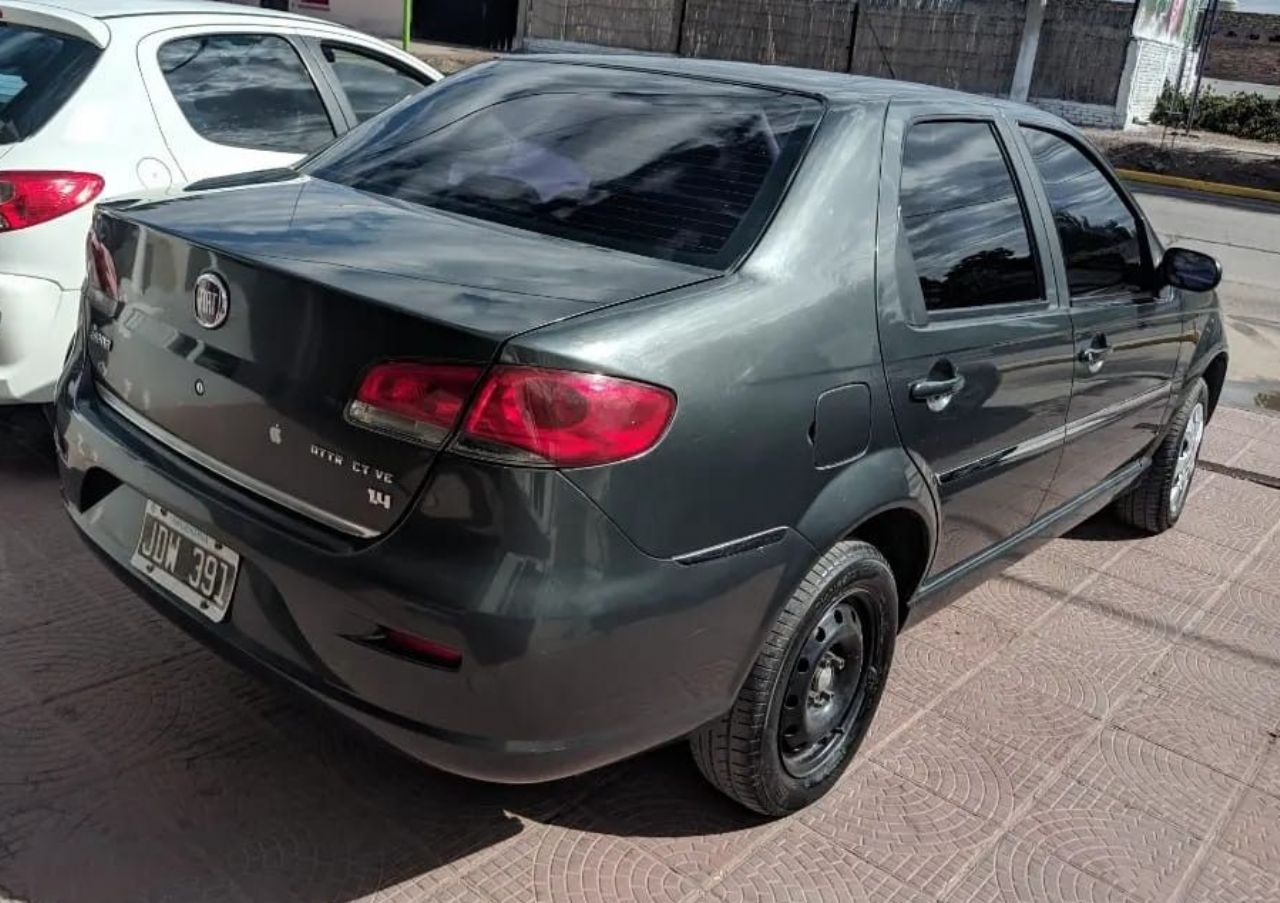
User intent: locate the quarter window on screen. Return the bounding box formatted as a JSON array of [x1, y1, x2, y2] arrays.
[[1020, 127, 1147, 299], [322, 45, 429, 123], [158, 34, 334, 154], [900, 121, 1042, 312]]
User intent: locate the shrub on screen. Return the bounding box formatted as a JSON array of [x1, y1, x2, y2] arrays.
[[1150, 82, 1280, 143]]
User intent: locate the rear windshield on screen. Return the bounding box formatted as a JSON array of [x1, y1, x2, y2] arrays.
[[0, 24, 100, 143], [306, 61, 823, 269]]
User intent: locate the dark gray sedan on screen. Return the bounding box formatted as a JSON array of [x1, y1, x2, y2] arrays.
[[56, 55, 1227, 815]]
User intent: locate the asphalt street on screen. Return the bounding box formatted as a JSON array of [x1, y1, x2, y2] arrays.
[[1133, 186, 1280, 413]]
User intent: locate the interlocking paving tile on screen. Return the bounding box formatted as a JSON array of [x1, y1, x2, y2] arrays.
[[1, 605, 176, 701], [552, 748, 773, 886], [982, 633, 1144, 719], [800, 762, 1002, 897], [1253, 740, 1280, 799], [1219, 788, 1280, 876], [1194, 609, 1280, 674], [872, 713, 1053, 822], [1004, 546, 1097, 597], [710, 824, 932, 903], [906, 604, 1019, 668], [862, 688, 917, 751], [883, 635, 970, 708], [1209, 407, 1280, 441], [354, 876, 495, 903], [0, 556, 107, 637], [1237, 534, 1280, 597], [934, 665, 1101, 765], [0, 784, 246, 903], [1148, 642, 1280, 726], [1062, 727, 1242, 839], [0, 703, 106, 813], [1011, 777, 1200, 902], [462, 822, 699, 903], [1110, 684, 1268, 781], [1210, 581, 1280, 634], [1185, 848, 1280, 903], [1173, 477, 1280, 553], [1122, 529, 1250, 582], [1199, 424, 1252, 466], [1234, 440, 1280, 482], [954, 575, 1062, 632], [944, 832, 1140, 903], [1090, 543, 1218, 612]]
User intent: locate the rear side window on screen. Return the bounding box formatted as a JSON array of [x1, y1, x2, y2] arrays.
[[158, 34, 334, 154], [1020, 127, 1146, 299], [321, 44, 429, 123], [0, 24, 100, 143], [306, 62, 822, 269], [899, 121, 1042, 312]]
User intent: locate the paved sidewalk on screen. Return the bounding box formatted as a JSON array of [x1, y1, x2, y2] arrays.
[[1, 405, 1278, 902]]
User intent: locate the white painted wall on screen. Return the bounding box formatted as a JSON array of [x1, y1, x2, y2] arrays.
[[288, 0, 403, 38]]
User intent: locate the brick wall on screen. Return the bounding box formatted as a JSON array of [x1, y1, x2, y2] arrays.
[[1030, 97, 1123, 128], [1206, 11, 1280, 86]]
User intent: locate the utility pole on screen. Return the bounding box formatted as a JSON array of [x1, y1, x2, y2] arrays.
[[1010, 0, 1048, 103], [1186, 0, 1222, 133]]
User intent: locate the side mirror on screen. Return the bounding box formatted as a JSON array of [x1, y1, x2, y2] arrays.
[[1160, 247, 1222, 293]]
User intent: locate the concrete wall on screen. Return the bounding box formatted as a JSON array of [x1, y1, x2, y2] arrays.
[[1206, 11, 1280, 87], [288, 0, 403, 38]]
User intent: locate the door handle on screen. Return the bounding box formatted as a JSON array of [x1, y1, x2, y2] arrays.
[[909, 373, 966, 412], [1078, 344, 1113, 374]]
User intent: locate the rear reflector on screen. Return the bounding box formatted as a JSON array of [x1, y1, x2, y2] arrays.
[[457, 367, 676, 467], [0, 171, 104, 232], [347, 362, 483, 446], [380, 628, 463, 670]]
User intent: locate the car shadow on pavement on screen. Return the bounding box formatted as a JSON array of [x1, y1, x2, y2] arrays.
[[0, 405, 767, 902]]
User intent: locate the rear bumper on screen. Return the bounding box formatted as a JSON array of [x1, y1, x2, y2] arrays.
[[55, 358, 811, 782], [0, 274, 79, 404]]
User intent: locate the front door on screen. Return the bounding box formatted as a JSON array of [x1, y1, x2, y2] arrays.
[[877, 111, 1076, 577], [1014, 126, 1183, 511]]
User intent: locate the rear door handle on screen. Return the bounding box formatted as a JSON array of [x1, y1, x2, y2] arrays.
[[909, 373, 966, 412], [1079, 345, 1113, 374]]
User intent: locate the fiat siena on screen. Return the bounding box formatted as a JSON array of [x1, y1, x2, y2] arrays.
[[55, 57, 1227, 815]]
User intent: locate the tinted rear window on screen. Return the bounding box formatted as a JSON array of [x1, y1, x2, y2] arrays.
[[306, 62, 822, 268], [0, 24, 100, 143]]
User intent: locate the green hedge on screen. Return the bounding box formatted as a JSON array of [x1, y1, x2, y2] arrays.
[[1151, 83, 1280, 143]]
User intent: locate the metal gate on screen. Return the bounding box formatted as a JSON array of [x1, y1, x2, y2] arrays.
[[413, 0, 519, 50]]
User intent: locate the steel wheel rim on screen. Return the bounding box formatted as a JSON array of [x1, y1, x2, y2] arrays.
[[1170, 401, 1205, 513], [778, 593, 875, 779]]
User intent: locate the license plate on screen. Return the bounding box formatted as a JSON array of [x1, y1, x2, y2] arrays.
[[131, 500, 240, 623]]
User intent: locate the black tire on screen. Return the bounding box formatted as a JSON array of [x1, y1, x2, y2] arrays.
[[690, 540, 898, 816], [1114, 378, 1208, 534]]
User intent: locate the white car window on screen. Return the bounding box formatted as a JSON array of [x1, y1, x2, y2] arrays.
[[321, 44, 430, 124], [157, 34, 334, 154]]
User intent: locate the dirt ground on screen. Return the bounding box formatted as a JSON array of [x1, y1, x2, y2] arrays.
[[1084, 125, 1280, 191]]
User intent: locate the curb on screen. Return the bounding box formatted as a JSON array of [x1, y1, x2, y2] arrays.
[[1117, 168, 1280, 204]]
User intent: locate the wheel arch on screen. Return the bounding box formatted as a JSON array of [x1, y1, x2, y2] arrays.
[[1200, 351, 1229, 419]]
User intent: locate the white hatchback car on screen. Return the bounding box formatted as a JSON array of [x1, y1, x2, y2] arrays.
[[0, 0, 440, 404]]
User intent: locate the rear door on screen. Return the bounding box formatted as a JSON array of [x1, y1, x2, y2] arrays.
[[303, 38, 435, 128], [876, 107, 1076, 577], [1014, 124, 1182, 510], [136, 27, 342, 182]]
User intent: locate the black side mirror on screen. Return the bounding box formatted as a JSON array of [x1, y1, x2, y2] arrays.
[[1160, 247, 1222, 293]]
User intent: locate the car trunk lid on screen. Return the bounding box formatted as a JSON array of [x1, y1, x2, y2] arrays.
[[86, 177, 712, 537]]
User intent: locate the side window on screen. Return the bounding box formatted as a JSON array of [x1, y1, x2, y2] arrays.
[[158, 34, 335, 154], [322, 44, 430, 123], [900, 121, 1042, 313], [1020, 127, 1147, 299]]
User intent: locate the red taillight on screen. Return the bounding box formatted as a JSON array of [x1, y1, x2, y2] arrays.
[[347, 362, 483, 445], [0, 171, 104, 232], [348, 362, 676, 467], [458, 367, 676, 467]]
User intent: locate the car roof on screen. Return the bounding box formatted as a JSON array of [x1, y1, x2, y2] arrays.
[[5, 0, 315, 21], [519, 53, 1043, 117]]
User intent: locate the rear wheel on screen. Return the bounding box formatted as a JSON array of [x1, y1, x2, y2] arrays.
[[690, 541, 897, 815], [1115, 378, 1208, 533]]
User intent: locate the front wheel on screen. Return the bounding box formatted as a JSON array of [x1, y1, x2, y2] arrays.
[[690, 540, 897, 816], [1115, 378, 1208, 534]]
